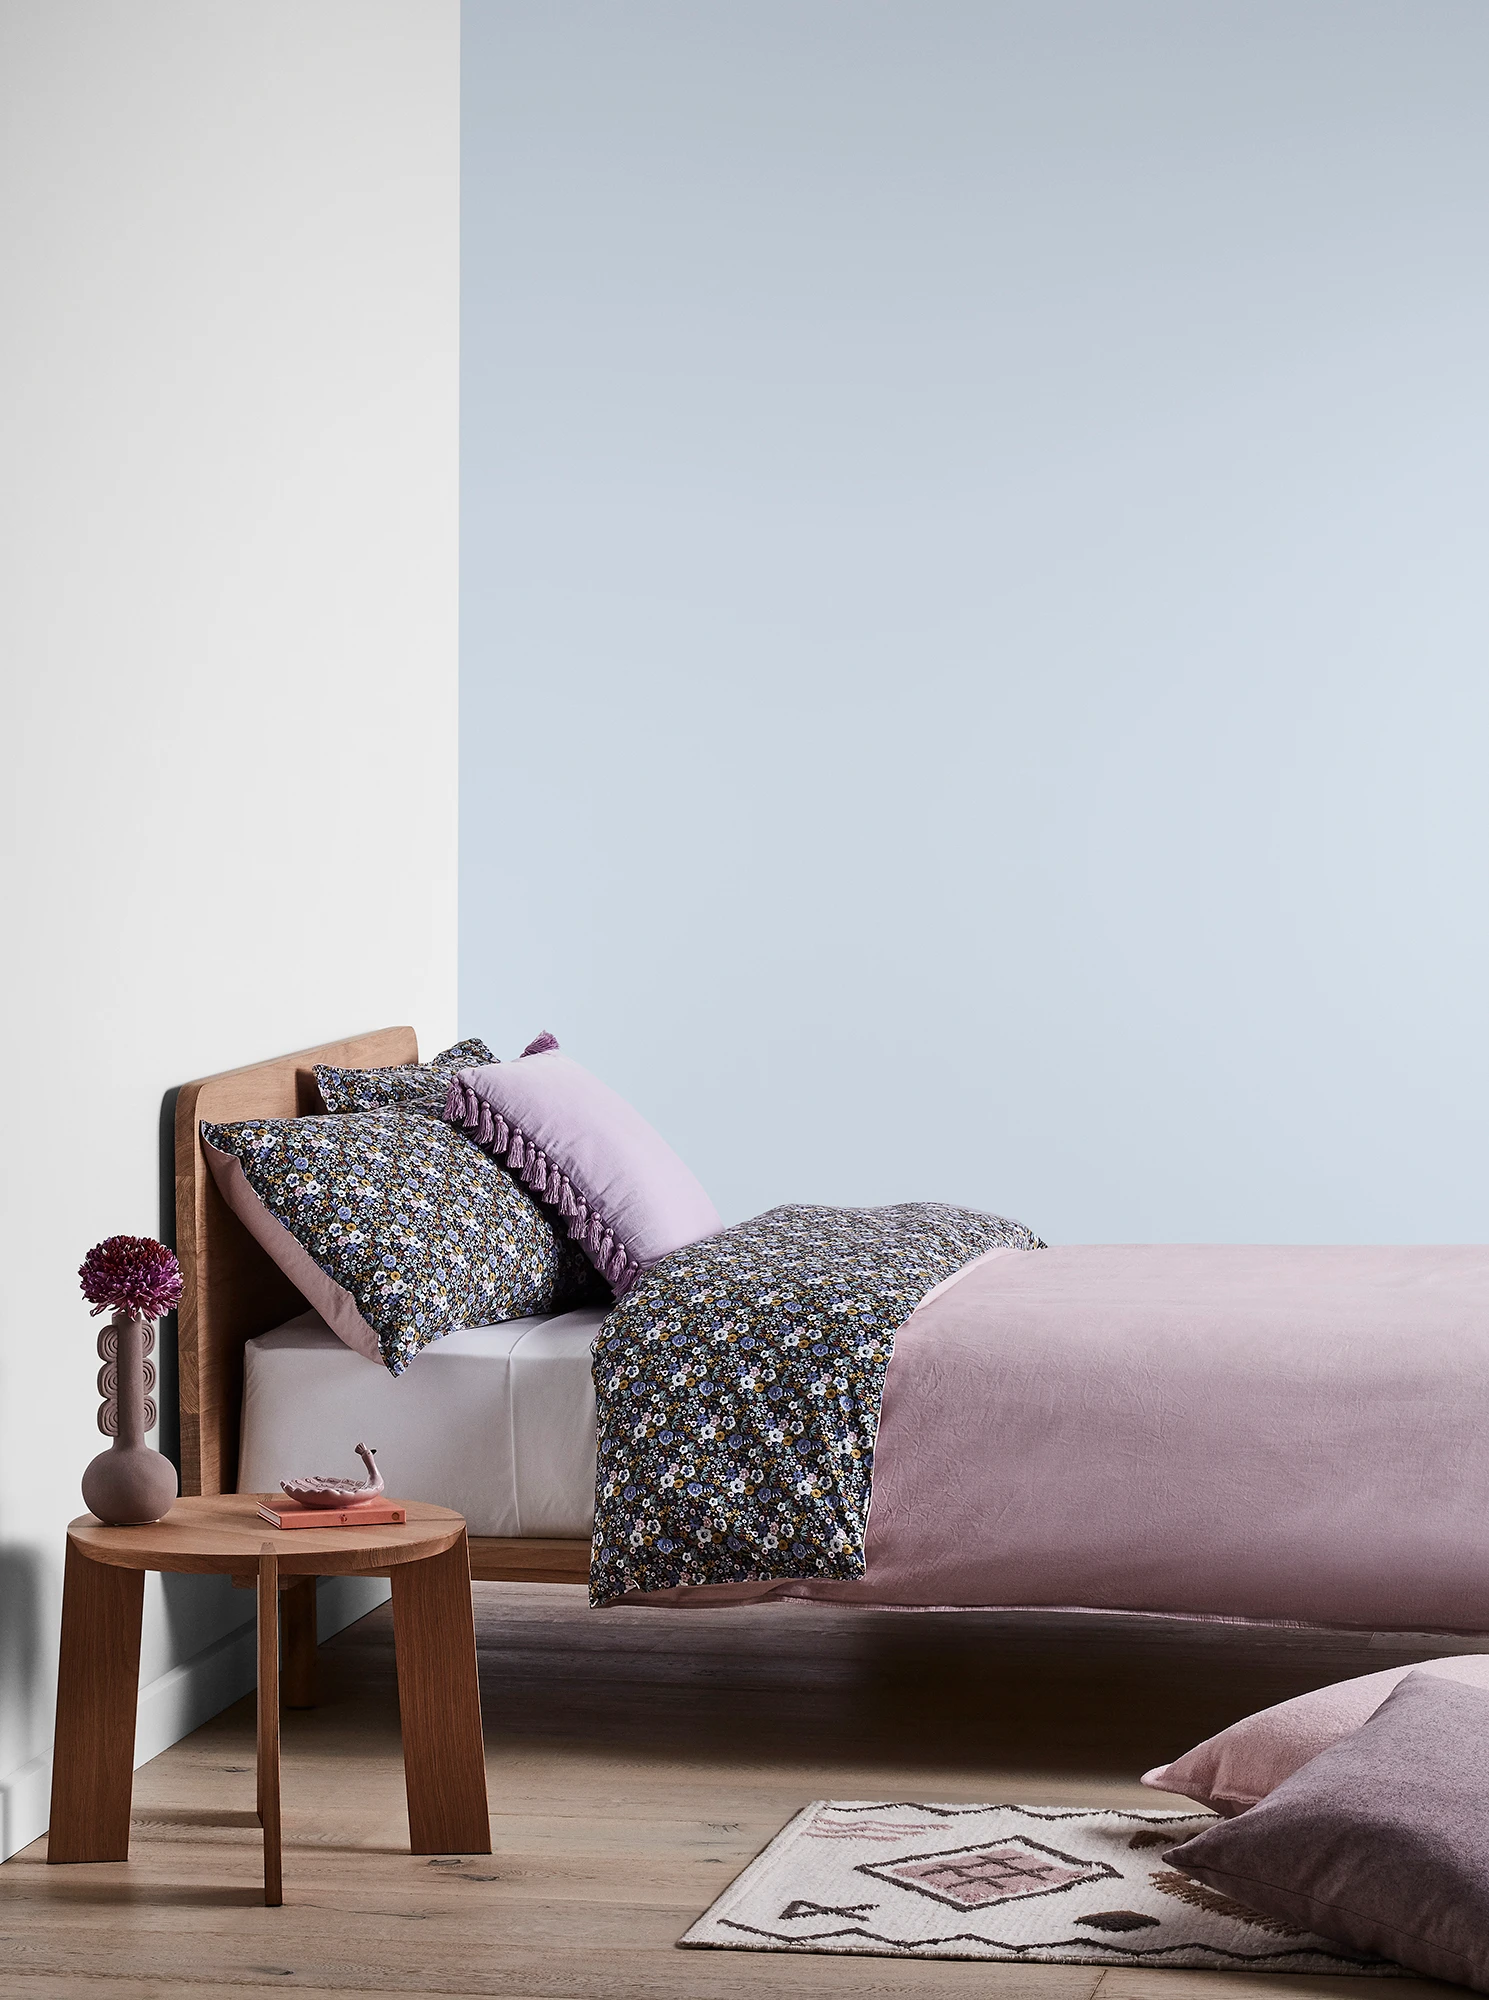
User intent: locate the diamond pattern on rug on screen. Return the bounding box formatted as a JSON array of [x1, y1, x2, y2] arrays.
[[859, 1835, 1116, 1911], [679, 1802, 1409, 1971]]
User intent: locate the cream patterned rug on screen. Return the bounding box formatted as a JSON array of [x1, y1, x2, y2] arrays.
[[680, 1802, 1404, 1971]]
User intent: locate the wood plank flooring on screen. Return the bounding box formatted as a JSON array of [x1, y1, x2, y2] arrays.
[[1, 1584, 1458, 1997]]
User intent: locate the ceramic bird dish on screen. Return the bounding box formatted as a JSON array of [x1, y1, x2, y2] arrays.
[[280, 1442, 385, 1510]]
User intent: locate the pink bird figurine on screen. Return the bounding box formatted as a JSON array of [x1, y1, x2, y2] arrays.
[[280, 1443, 385, 1510]]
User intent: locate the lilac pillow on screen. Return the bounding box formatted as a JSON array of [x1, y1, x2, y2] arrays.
[[1142, 1652, 1489, 1815], [442, 1034, 721, 1292], [1164, 1673, 1489, 1988]]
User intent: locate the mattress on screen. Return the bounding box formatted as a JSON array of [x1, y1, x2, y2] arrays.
[[238, 1306, 605, 1537]]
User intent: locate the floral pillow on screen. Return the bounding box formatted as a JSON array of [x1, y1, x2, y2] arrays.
[[201, 1107, 599, 1375], [314, 1038, 497, 1117]]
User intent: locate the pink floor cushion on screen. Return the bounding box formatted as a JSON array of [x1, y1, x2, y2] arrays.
[[1143, 1652, 1489, 1814], [443, 1034, 721, 1293]]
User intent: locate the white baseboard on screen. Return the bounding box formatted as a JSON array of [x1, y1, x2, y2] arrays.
[[0, 1751, 51, 1865], [0, 1573, 389, 1862]]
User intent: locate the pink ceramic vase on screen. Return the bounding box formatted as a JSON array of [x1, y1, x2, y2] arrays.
[[81, 1311, 178, 1525]]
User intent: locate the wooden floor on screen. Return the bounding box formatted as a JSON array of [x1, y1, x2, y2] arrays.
[[2, 1585, 1455, 1998]]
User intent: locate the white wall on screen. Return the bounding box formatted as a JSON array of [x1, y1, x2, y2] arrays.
[[461, 1, 1489, 1246], [0, 1, 459, 1860]]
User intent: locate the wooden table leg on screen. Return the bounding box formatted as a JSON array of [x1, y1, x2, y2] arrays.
[[47, 1539, 145, 1863], [257, 1547, 282, 1906], [281, 1577, 317, 1709], [391, 1533, 490, 1854]]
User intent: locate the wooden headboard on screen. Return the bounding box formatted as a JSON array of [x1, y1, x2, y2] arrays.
[[173, 1026, 416, 1496]]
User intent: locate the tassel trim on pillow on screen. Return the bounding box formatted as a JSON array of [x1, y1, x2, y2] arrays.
[[444, 1076, 638, 1292]]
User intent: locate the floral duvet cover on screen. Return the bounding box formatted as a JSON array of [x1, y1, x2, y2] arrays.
[[588, 1202, 1043, 1606]]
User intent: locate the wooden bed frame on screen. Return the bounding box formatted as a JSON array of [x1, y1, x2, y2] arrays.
[[174, 1027, 591, 1587]]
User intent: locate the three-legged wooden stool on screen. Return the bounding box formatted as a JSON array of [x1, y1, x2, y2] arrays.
[[48, 1496, 491, 1904]]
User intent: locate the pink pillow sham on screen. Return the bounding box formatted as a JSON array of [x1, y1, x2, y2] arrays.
[[1142, 1652, 1489, 1814], [442, 1034, 721, 1292]]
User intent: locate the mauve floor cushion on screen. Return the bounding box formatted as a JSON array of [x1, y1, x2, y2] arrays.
[[1164, 1672, 1489, 1990], [1144, 1653, 1489, 1814]]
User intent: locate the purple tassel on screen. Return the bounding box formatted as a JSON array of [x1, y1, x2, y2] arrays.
[[527, 1152, 548, 1194], [557, 1181, 578, 1221], [477, 1102, 495, 1145], [521, 1031, 560, 1057], [493, 1116, 509, 1151], [507, 1134, 525, 1170]]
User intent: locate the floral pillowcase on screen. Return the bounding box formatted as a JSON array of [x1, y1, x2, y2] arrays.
[[314, 1038, 497, 1117], [201, 1106, 601, 1375]]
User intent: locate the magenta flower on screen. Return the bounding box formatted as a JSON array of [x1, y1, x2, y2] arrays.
[[79, 1235, 183, 1321]]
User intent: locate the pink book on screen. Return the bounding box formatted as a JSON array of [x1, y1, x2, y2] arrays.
[[257, 1501, 408, 1530]]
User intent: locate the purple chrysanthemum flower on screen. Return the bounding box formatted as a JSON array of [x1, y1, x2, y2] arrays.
[[78, 1234, 183, 1321]]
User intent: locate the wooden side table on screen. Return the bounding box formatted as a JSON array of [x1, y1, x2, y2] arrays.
[[47, 1495, 491, 1904]]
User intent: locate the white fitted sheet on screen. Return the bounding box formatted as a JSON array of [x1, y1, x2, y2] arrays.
[[238, 1307, 604, 1537]]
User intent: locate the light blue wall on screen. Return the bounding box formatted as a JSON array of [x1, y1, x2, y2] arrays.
[[461, 1, 1489, 1243]]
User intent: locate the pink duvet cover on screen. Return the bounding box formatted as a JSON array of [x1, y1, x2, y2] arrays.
[[641, 1244, 1489, 1631]]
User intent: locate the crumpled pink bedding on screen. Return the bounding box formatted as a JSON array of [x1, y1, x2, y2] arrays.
[[639, 1244, 1489, 1631]]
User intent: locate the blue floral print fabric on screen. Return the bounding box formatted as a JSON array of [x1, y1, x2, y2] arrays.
[[201, 1107, 598, 1375], [314, 1039, 497, 1117], [589, 1202, 1044, 1606]]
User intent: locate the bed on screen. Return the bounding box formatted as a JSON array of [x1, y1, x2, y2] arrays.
[[177, 1029, 1489, 1633]]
